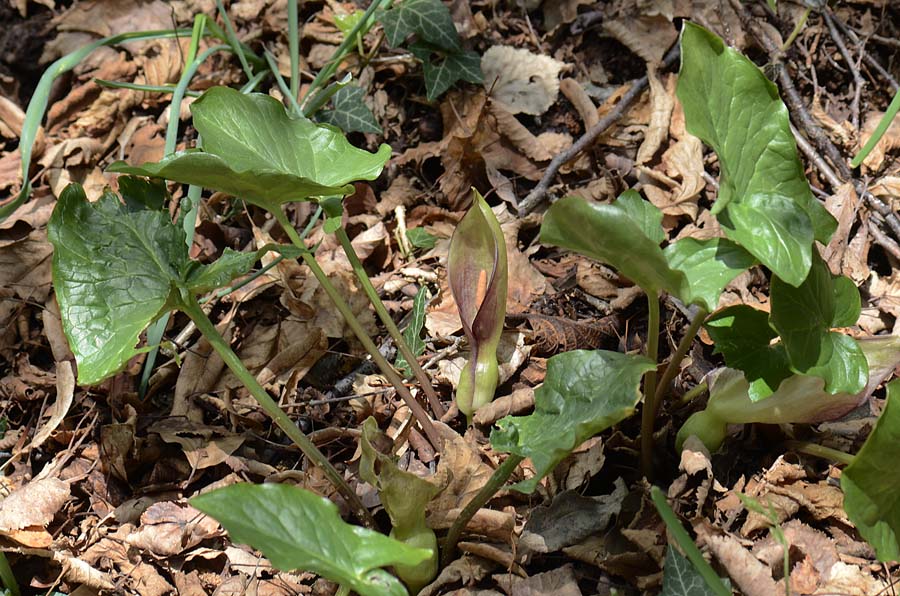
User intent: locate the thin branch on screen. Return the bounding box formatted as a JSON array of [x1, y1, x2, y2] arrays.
[[822, 11, 864, 130], [517, 46, 680, 216]]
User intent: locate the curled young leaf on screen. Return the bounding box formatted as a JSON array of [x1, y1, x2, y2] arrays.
[[676, 335, 900, 452], [449, 190, 508, 419]]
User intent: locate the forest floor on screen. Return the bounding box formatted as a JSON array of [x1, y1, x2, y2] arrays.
[[1, 0, 900, 594]]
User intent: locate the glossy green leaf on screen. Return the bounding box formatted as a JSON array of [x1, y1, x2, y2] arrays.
[[770, 252, 867, 394], [491, 350, 654, 493], [616, 190, 665, 245], [540, 193, 686, 295], [409, 43, 483, 101], [676, 336, 900, 452], [842, 379, 900, 562], [380, 0, 460, 51], [109, 87, 391, 209], [664, 238, 755, 311], [48, 184, 184, 385], [677, 22, 836, 286], [449, 190, 508, 418], [48, 181, 267, 385], [660, 547, 722, 596], [318, 85, 382, 134], [191, 483, 430, 596], [394, 286, 428, 377], [705, 305, 791, 402]]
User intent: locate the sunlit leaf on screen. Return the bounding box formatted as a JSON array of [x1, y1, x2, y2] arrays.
[[380, 0, 460, 51], [109, 86, 391, 209], [677, 22, 836, 286], [192, 483, 429, 596], [664, 238, 755, 312]]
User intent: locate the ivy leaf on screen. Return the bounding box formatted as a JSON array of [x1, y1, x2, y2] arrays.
[[380, 0, 460, 51], [677, 22, 836, 286], [660, 547, 723, 596], [664, 238, 755, 312], [842, 379, 900, 562], [318, 85, 382, 135], [705, 305, 791, 402], [109, 87, 391, 209], [409, 43, 482, 100], [406, 227, 436, 250], [491, 350, 654, 493], [48, 181, 266, 385], [769, 251, 867, 394], [191, 483, 430, 596], [540, 192, 687, 296], [394, 286, 428, 377]]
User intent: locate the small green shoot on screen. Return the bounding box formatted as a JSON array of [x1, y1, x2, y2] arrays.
[[192, 483, 430, 596], [394, 286, 428, 378]]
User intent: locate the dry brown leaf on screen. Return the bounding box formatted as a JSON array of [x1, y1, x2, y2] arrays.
[[0, 477, 70, 546], [427, 427, 495, 527], [495, 565, 583, 596], [695, 521, 779, 596], [604, 15, 677, 65], [543, 0, 593, 30], [636, 70, 675, 165], [29, 360, 75, 452], [126, 501, 221, 557], [52, 551, 116, 591], [481, 46, 564, 116], [473, 386, 534, 426], [822, 183, 859, 274], [150, 419, 246, 471], [490, 103, 551, 162], [859, 110, 900, 171], [659, 134, 705, 218], [560, 78, 599, 130]]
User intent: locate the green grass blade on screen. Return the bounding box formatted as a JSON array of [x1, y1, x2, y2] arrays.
[[93, 79, 200, 97], [215, 0, 255, 79], [0, 550, 19, 596], [651, 486, 731, 596], [2, 28, 191, 223], [289, 0, 300, 103], [851, 88, 900, 168]]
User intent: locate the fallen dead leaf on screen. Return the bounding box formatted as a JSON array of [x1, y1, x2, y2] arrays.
[[0, 477, 70, 547], [481, 46, 564, 116]]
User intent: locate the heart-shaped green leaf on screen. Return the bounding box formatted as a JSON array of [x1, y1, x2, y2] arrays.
[[491, 350, 654, 493], [192, 483, 430, 596], [380, 0, 460, 51], [769, 252, 867, 394], [540, 192, 686, 295], [108, 86, 391, 209], [842, 379, 900, 562], [48, 181, 270, 385], [664, 238, 755, 312], [677, 22, 836, 286], [705, 305, 792, 402]]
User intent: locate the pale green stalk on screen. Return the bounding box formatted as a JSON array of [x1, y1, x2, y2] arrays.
[[441, 454, 523, 567], [0, 550, 19, 596], [215, 0, 254, 78], [651, 486, 731, 596], [852, 86, 900, 167], [335, 228, 445, 418], [640, 291, 661, 478], [180, 293, 375, 528], [784, 440, 855, 466], [272, 209, 443, 450], [289, 0, 300, 103]]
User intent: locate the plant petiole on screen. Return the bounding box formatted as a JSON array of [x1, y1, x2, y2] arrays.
[[640, 291, 661, 478], [272, 208, 444, 450], [179, 293, 376, 528], [653, 307, 709, 409], [334, 227, 446, 418], [441, 453, 524, 567], [784, 440, 855, 466]]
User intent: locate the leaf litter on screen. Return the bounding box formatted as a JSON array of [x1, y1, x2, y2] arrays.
[[1, 0, 900, 594]]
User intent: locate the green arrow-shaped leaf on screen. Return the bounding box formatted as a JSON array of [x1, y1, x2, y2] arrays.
[[192, 483, 430, 596], [109, 87, 391, 209], [705, 305, 792, 402], [491, 350, 654, 493], [48, 181, 265, 385], [664, 238, 755, 312], [540, 192, 687, 296], [677, 22, 836, 286], [769, 251, 867, 394], [842, 379, 900, 562]]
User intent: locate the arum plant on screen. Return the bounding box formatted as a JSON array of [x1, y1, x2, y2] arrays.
[[47, 177, 375, 528], [109, 86, 446, 445], [448, 190, 508, 421]]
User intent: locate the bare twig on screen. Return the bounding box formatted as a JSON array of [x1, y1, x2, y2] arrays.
[[822, 11, 864, 130], [517, 46, 680, 216], [831, 15, 900, 92]]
